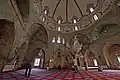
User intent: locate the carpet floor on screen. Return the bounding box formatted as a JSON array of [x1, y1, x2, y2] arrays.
[[0, 69, 120, 80]]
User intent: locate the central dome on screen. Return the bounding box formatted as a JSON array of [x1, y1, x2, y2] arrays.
[[34, 0, 115, 33], [43, 0, 97, 23]]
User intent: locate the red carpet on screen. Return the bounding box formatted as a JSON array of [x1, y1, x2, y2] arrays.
[[0, 69, 120, 80]]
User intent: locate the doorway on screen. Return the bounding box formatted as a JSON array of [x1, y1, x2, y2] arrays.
[[33, 48, 45, 68]]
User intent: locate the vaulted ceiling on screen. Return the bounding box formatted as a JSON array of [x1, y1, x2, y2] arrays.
[[40, 0, 115, 33], [43, 0, 97, 23]]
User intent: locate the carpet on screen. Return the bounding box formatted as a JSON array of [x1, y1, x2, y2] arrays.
[[0, 69, 120, 80]]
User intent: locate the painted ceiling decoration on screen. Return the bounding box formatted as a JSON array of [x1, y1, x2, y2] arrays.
[[33, 0, 115, 33]]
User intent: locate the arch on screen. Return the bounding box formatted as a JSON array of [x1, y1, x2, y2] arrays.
[[109, 44, 120, 68], [25, 23, 48, 67], [33, 48, 45, 68], [0, 19, 15, 72], [27, 23, 48, 40], [0, 19, 15, 61], [28, 23, 48, 47], [86, 51, 95, 67], [103, 43, 120, 69]]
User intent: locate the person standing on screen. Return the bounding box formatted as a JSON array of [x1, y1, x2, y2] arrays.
[[25, 62, 32, 77]]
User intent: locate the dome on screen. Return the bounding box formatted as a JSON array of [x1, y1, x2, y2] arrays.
[[38, 0, 115, 33], [43, 0, 97, 23]]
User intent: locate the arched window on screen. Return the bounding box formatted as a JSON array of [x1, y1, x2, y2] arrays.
[[57, 20, 61, 31], [57, 36, 61, 43], [75, 26, 78, 31], [89, 7, 99, 21], [62, 38, 65, 44], [93, 59, 98, 66], [58, 20, 61, 24], [42, 17, 45, 22], [73, 19, 77, 23], [90, 7, 94, 13], [58, 27, 61, 31], [52, 37, 55, 43], [44, 10, 48, 15], [93, 14, 99, 20]]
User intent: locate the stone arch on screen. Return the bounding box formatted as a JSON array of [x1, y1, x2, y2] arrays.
[[25, 23, 48, 65], [27, 23, 48, 40], [0, 19, 15, 60], [33, 48, 45, 68], [103, 43, 120, 69], [0, 19, 15, 71], [109, 44, 120, 68]]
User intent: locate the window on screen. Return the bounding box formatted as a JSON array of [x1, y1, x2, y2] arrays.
[[52, 37, 55, 43], [58, 20, 61, 24], [93, 14, 99, 20], [44, 10, 47, 14], [42, 17, 45, 22], [73, 19, 77, 23], [57, 36, 61, 43], [58, 27, 61, 31], [75, 26, 78, 31], [62, 38, 65, 44], [34, 58, 40, 66], [90, 7, 94, 13], [93, 59, 98, 66], [89, 7, 99, 21], [117, 56, 120, 63]]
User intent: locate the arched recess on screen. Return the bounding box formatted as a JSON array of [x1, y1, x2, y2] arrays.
[[109, 44, 120, 68], [33, 48, 45, 69], [0, 19, 15, 71], [25, 23, 48, 67], [0, 19, 15, 62], [86, 50, 104, 68], [52, 46, 73, 69], [103, 43, 120, 69], [86, 51, 95, 67]]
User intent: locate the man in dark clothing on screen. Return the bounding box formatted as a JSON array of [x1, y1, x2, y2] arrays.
[[25, 62, 32, 77]]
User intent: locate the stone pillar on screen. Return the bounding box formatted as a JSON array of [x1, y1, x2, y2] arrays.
[[94, 52, 103, 71], [103, 43, 111, 68], [83, 53, 88, 71]]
